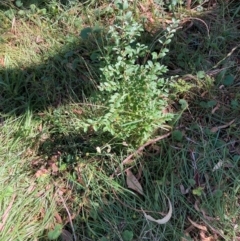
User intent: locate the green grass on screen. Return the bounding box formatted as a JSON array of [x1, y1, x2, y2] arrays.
[[0, 0, 240, 240]]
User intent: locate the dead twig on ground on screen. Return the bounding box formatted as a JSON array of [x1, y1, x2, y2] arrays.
[[112, 132, 171, 177], [0, 194, 16, 232]]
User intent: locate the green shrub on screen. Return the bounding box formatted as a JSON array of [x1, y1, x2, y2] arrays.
[[86, 1, 179, 146]]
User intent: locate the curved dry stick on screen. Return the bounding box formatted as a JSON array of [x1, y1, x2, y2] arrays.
[[58, 191, 77, 241], [182, 17, 210, 38], [0, 194, 16, 232], [112, 132, 171, 177]]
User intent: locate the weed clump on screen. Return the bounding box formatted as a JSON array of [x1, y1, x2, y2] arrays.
[[84, 1, 179, 146]]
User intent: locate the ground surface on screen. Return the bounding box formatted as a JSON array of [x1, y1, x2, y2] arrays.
[[0, 0, 240, 240]]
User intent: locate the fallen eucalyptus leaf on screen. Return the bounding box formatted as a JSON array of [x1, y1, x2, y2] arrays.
[[126, 169, 143, 195], [142, 196, 172, 224]]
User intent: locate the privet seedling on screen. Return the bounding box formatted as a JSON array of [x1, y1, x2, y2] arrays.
[[86, 1, 179, 146]]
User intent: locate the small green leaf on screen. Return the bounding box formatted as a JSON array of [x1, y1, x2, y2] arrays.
[[114, 0, 126, 10], [4, 9, 15, 19], [223, 75, 234, 86], [179, 99, 188, 109], [15, 0, 23, 7], [151, 52, 158, 60], [233, 155, 240, 162], [197, 71, 205, 79], [196, 6, 204, 12], [38, 8, 47, 15], [30, 4, 36, 12], [5, 186, 14, 196], [188, 179, 196, 186], [124, 11, 132, 20], [18, 10, 25, 15], [199, 100, 217, 108], [80, 27, 92, 40], [231, 100, 238, 109], [213, 189, 223, 198], [192, 187, 204, 196], [74, 19, 82, 28], [47, 224, 62, 240], [206, 100, 217, 108], [199, 101, 207, 108], [122, 230, 133, 241], [90, 52, 101, 61], [59, 163, 67, 171], [122, 0, 129, 10], [172, 130, 183, 141]]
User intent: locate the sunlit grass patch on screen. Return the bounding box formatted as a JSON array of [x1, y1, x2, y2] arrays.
[[0, 115, 57, 241]]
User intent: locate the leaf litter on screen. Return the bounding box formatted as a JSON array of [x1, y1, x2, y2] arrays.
[[125, 167, 172, 225], [142, 195, 172, 225], [126, 169, 144, 195]]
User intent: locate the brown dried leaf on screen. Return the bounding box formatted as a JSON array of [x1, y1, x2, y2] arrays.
[[201, 91, 208, 97], [139, 3, 147, 12], [36, 35, 44, 43], [31, 157, 44, 167], [188, 217, 207, 231], [38, 123, 43, 132], [54, 212, 63, 224], [148, 17, 155, 23], [126, 169, 143, 195], [0, 57, 5, 67], [35, 168, 49, 178], [37, 112, 46, 117], [211, 103, 220, 114], [199, 230, 216, 241], [27, 184, 36, 194], [51, 163, 59, 173], [72, 109, 83, 115], [211, 119, 235, 133]]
